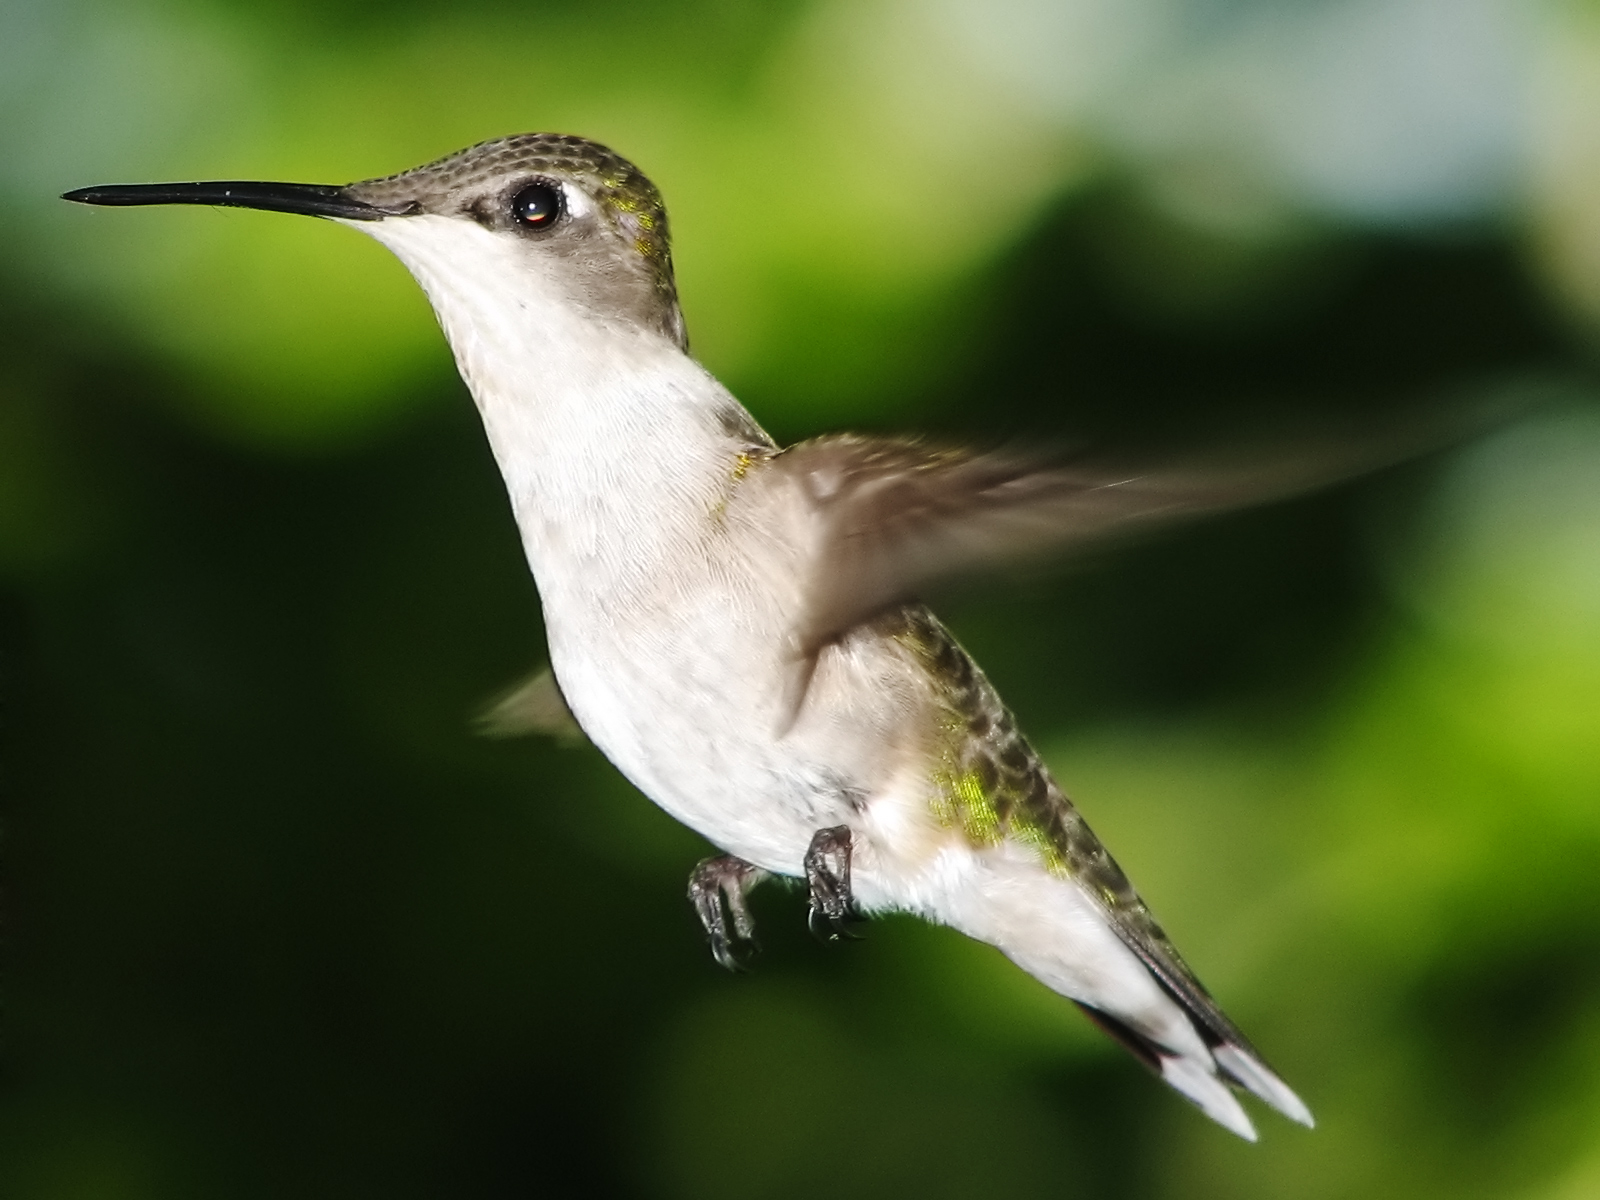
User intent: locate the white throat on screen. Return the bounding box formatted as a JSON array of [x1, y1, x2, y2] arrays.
[[348, 214, 759, 590]]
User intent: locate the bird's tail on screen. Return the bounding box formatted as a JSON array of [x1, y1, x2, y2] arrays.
[[1071, 991, 1313, 1141], [935, 847, 1312, 1140]]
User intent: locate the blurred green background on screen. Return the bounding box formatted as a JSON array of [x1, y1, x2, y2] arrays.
[[5, 0, 1600, 1196]]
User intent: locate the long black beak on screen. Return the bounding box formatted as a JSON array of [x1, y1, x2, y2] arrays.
[[60, 180, 403, 221]]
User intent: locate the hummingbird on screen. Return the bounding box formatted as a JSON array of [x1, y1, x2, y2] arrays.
[[65, 133, 1317, 1140]]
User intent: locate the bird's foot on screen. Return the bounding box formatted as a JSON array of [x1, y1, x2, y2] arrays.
[[805, 825, 865, 941], [688, 855, 766, 971]]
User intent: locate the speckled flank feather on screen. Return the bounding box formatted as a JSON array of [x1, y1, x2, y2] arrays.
[[894, 606, 1310, 1126], [348, 133, 684, 346], [895, 607, 1158, 900]]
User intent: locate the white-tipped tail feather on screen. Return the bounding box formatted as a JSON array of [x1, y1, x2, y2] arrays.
[[1160, 1053, 1258, 1141], [913, 842, 1312, 1140], [1214, 1044, 1316, 1128]]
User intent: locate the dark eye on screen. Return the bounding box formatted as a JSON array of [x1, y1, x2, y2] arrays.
[[510, 182, 562, 230]]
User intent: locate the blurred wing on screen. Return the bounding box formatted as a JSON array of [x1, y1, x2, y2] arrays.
[[768, 433, 1377, 658], [474, 667, 586, 744]]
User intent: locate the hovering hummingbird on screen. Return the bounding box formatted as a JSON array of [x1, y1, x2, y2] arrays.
[[65, 133, 1318, 1140]]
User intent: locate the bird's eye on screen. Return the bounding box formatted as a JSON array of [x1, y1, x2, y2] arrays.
[[510, 182, 562, 230]]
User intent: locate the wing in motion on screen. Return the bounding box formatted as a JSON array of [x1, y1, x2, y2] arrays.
[[755, 428, 1418, 725], [765, 383, 1539, 666], [474, 667, 586, 744]]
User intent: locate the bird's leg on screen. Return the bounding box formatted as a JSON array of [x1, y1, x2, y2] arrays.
[[688, 855, 767, 971], [805, 825, 864, 941]]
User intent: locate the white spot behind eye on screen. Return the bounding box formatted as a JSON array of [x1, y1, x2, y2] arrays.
[[561, 184, 595, 221]]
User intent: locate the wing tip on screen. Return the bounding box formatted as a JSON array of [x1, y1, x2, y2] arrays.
[[472, 667, 585, 743]]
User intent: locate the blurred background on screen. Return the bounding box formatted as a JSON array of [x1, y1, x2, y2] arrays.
[[4, 0, 1600, 1196]]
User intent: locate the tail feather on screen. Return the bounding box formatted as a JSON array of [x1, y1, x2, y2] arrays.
[[1075, 1000, 1266, 1141], [1130, 951, 1316, 1131], [1214, 1043, 1315, 1128], [1071, 1001, 1163, 1073], [1159, 1053, 1258, 1142], [1092, 891, 1316, 1132], [924, 839, 1312, 1140]]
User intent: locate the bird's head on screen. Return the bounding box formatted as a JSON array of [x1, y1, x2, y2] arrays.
[[65, 133, 688, 351]]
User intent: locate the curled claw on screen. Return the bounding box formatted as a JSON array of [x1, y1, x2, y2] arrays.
[[807, 904, 866, 943], [687, 855, 767, 971], [804, 825, 866, 942]]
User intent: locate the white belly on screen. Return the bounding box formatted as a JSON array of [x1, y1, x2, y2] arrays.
[[538, 566, 930, 876]]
